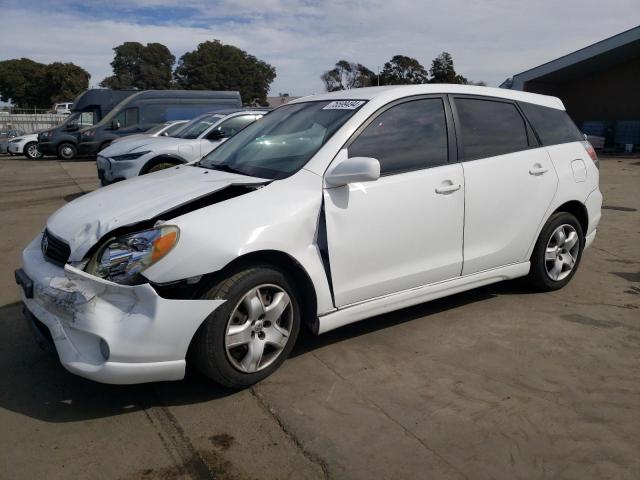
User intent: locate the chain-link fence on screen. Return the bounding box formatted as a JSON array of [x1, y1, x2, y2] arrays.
[[0, 112, 67, 133]]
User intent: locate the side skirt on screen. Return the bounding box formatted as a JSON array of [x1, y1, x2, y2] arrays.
[[316, 262, 530, 334]]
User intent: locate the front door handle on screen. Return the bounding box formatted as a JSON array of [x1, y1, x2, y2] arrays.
[[435, 183, 462, 194], [529, 165, 548, 175]]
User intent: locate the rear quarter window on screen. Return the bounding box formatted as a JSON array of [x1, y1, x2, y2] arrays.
[[519, 102, 584, 146]]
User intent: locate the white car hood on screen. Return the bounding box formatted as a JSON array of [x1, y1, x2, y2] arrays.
[[46, 165, 268, 261], [101, 135, 196, 156]]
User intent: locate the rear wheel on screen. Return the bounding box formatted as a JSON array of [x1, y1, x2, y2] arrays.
[[24, 142, 43, 160], [191, 267, 301, 388], [528, 212, 584, 291], [57, 142, 77, 160]]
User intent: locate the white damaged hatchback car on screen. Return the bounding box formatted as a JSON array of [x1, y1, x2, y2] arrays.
[[16, 85, 602, 388]]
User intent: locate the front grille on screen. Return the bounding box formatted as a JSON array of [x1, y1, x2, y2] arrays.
[[41, 229, 71, 266]]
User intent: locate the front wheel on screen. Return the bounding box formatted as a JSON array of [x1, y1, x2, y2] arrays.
[[24, 142, 43, 160], [57, 142, 77, 160], [191, 267, 301, 388], [528, 212, 584, 291]]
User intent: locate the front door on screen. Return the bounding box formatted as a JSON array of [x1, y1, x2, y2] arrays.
[[324, 97, 465, 307]]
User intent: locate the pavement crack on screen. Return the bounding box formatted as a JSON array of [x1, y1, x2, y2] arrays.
[[249, 387, 331, 480], [136, 386, 215, 480]]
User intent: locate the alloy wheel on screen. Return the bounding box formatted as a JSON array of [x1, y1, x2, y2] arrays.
[[225, 284, 293, 373], [544, 224, 580, 281]]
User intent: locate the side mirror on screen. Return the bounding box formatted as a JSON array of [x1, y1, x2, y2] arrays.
[[208, 129, 226, 141], [325, 152, 380, 187], [111, 119, 120, 130]]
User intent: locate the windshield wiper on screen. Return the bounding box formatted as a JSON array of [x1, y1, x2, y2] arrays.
[[200, 163, 248, 176]]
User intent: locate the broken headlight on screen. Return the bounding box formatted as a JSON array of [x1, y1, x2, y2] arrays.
[[85, 226, 179, 284]]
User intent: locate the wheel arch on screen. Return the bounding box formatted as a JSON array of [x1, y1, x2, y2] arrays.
[[551, 200, 588, 235], [140, 154, 187, 174], [218, 250, 318, 332]]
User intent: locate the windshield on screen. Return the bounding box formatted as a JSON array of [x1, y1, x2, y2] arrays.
[[164, 121, 187, 136], [144, 123, 170, 135], [198, 101, 365, 179], [177, 113, 225, 139]]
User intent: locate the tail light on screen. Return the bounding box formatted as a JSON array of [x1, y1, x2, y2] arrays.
[[581, 140, 599, 169]]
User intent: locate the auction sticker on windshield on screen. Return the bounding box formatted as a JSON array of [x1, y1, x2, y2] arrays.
[[322, 100, 366, 110]]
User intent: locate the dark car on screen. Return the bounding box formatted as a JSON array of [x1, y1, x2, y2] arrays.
[[38, 89, 135, 159]]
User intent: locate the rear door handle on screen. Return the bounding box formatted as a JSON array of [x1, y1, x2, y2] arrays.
[[529, 166, 548, 175], [435, 183, 462, 194]]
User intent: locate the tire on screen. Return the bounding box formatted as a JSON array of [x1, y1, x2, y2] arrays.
[[24, 142, 43, 160], [141, 157, 181, 174], [528, 212, 584, 291], [191, 266, 301, 388], [57, 142, 77, 160]]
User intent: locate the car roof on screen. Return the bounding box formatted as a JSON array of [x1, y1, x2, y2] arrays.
[[204, 108, 271, 116], [290, 84, 565, 110]]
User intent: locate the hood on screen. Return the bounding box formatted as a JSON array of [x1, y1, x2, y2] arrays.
[[46, 165, 268, 261], [100, 135, 188, 157]]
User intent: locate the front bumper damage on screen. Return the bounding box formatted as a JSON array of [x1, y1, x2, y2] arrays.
[[18, 235, 224, 384]]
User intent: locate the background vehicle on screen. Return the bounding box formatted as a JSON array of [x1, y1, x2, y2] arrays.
[[78, 90, 242, 158], [0, 129, 26, 154], [110, 120, 188, 144], [97, 109, 267, 184], [38, 89, 135, 160], [17, 85, 601, 388], [7, 134, 43, 159], [53, 102, 73, 115]]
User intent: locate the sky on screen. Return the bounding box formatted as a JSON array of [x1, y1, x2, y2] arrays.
[[1, 0, 638, 97]]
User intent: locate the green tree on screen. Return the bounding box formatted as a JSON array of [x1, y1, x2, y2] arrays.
[[0, 58, 47, 107], [429, 52, 468, 84], [43, 62, 90, 103], [379, 55, 429, 85], [321, 60, 376, 92], [174, 40, 276, 105], [101, 42, 175, 89], [0, 59, 90, 107]]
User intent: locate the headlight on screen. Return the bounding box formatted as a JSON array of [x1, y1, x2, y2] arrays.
[[111, 151, 151, 161], [85, 226, 179, 284], [84, 130, 96, 137]]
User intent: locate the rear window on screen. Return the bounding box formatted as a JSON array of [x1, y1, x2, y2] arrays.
[[519, 102, 584, 146], [454, 98, 530, 161]]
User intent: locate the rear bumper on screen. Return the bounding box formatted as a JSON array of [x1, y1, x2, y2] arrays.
[[18, 234, 224, 384]]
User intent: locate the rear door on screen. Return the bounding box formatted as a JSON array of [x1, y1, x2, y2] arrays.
[[450, 96, 558, 275], [324, 96, 465, 307]]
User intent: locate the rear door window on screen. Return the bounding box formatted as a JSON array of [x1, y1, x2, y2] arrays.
[[519, 102, 584, 146], [348, 98, 449, 175], [454, 98, 530, 161]]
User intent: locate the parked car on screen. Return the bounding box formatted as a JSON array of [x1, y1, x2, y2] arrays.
[[0, 129, 26, 154], [7, 134, 43, 159], [39, 89, 136, 160], [110, 120, 189, 145], [97, 109, 267, 185], [16, 85, 602, 388], [53, 102, 73, 115], [77, 90, 243, 158]]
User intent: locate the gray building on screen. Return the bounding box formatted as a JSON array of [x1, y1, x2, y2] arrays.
[[502, 26, 640, 152]]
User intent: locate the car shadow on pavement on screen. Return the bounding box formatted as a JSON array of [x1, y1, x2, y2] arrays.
[[0, 279, 534, 423], [291, 278, 535, 358]]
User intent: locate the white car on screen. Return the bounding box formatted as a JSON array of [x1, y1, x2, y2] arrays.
[[109, 120, 189, 145], [7, 134, 43, 159], [96, 110, 268, 185], [54, 102, 73, 115], [16, 85, 602, 388]]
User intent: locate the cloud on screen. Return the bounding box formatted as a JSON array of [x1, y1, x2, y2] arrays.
[[1, 1, 638, 96]]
